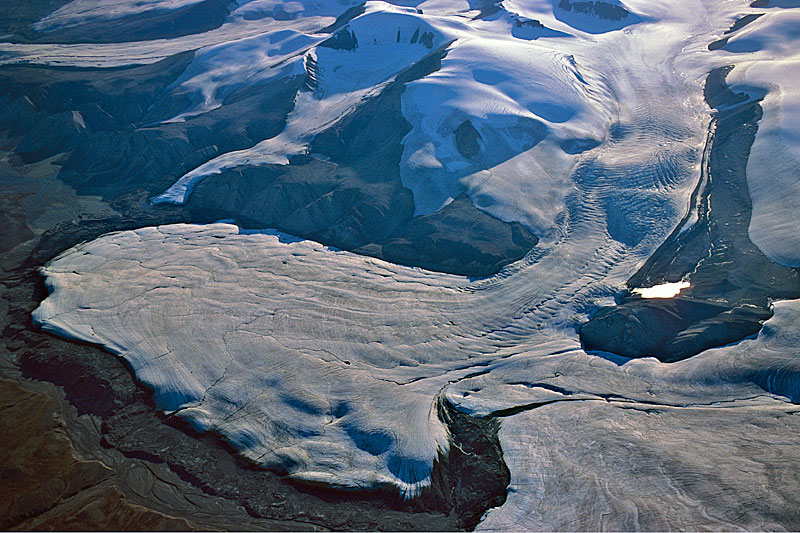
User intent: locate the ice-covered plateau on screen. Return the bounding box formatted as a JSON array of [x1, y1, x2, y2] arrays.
[[20, 0, 800, 528]]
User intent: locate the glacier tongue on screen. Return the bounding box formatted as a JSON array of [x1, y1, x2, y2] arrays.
[[30, 0, 721, 488], [34, 223, 474, 497]]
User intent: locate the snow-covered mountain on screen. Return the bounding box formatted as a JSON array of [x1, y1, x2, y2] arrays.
[[3, 0, 800, 529]]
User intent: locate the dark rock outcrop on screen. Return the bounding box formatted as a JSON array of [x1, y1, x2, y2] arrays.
[[581, 296, 772, 362], [319, 26, 359, 50], [454, 120, 482, 158], [372, 194, 538, 277], [421, 400, 510, 530], [580, 66, 800, 363], [708, 13, 764, 51], [186, 46, 539, 277], [1, 41, 538, 279]]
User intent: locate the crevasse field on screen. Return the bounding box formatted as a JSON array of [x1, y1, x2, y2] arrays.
[[9, 0, 800, 528]]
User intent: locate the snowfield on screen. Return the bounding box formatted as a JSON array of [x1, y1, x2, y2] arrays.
[[722, 7, 800, 267], [22, 0, 800, 528]]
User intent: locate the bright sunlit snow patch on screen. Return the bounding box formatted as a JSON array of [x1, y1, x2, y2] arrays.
[[632, 281, 690, 298], [399, 32, 613, 229]]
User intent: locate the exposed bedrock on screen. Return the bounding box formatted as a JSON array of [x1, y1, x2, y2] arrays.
[[319, 25, 360, 51], [0, 0, 70, 42], [0, 54, 302, 199], [0, 193, 35, 253], [184, 46, 538, 278], [317, 4, 368, 34], [0, 188, 510, 529], [0, 43, 538, 278], [0, 378, 199, 531], [454, 120, 482, 158], [422, 400, 510, 530], [581, 297, 773, 363], [707, 13, 764, 51], [557, 0, 630, 21], [554, 0, 641, 33], [16, 296, 507, 531], [580, 66, 800, 362]]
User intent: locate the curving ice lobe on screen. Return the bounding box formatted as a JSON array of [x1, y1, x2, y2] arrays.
[[723, 8, 800, 267], [33, 224, 466, 496], [25, 215, 658, 497], [32, 0, 717, 489]]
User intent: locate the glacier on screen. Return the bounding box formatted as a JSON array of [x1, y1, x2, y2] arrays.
[[16, 0, 800, 528]]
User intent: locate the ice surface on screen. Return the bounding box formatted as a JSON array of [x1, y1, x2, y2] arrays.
[[24, 0, 800, 527], [145, 0, 710, 235], [158, 30, 322, 123], [398, 35, 613, 226], [723, 8, 800, 267], [0, 0, 353, 68], [32, 18, 711, 488], [27, 220, 640, 496], [4, 0, 714, 237], [34, 223, 473, 496], [152, 2, 454, 204], [473, 299, 800, 530]]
